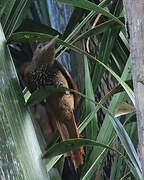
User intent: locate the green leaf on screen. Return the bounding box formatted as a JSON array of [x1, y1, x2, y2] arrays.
[[2, 0, 34, 38], [43, 138, 139, 180], [0, 23, 49, 180], [25, 86, 68, 104], [78, 80, 133, 134], [43, 138, 124, 159], [15, 18, 61, 37], [81, 56, 133, 179], [53, 0, 124, 28], [91, 0, 123, 91], [83, 40, 98, 165], [55, 0, 112, 56], [0, 0, 16, 29], [107, 112, 142, 179], [75, 18, 123, 42]]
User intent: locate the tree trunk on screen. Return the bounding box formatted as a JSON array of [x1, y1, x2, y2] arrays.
[[123, 0, 144, 178]]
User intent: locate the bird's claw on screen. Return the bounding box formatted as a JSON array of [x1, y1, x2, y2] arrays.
[[55, 82, 63, 88], [55, 82, 69, 95]]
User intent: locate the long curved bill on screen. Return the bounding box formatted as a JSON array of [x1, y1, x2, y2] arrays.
[[42, 35, 59, 51]]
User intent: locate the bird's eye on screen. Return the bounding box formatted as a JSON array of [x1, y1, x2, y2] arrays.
[[38, 44, 43, 49]]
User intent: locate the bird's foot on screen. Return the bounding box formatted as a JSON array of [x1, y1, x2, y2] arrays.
[[55, 82, 63, 88], [55, 82, 69, 94]]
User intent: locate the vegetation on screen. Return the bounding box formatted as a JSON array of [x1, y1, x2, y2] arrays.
[[0, 0, 142, 179]]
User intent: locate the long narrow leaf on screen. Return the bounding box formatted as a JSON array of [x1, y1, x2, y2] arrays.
[[53, 0, 124, 27], [0, 23, 49, 180], [43, 138, 125, 159], [75, 18, 123, 42], [81, 56, 133, 179], [107, 112, 142, 179], [43, 138, 139, 180]]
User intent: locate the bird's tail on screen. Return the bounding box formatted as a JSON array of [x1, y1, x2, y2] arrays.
[[55, 110, 84, 169]]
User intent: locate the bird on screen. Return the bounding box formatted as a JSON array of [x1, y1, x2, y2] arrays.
[[24, 35, 84, 169]]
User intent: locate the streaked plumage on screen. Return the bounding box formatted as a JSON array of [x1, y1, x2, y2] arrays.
[[24, 36, 84, 169]]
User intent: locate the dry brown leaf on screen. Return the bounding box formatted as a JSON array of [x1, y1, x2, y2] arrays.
[[115, 102, 135, 118]]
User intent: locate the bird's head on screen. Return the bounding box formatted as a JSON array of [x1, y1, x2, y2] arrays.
[[32, 35, 59, 66]]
